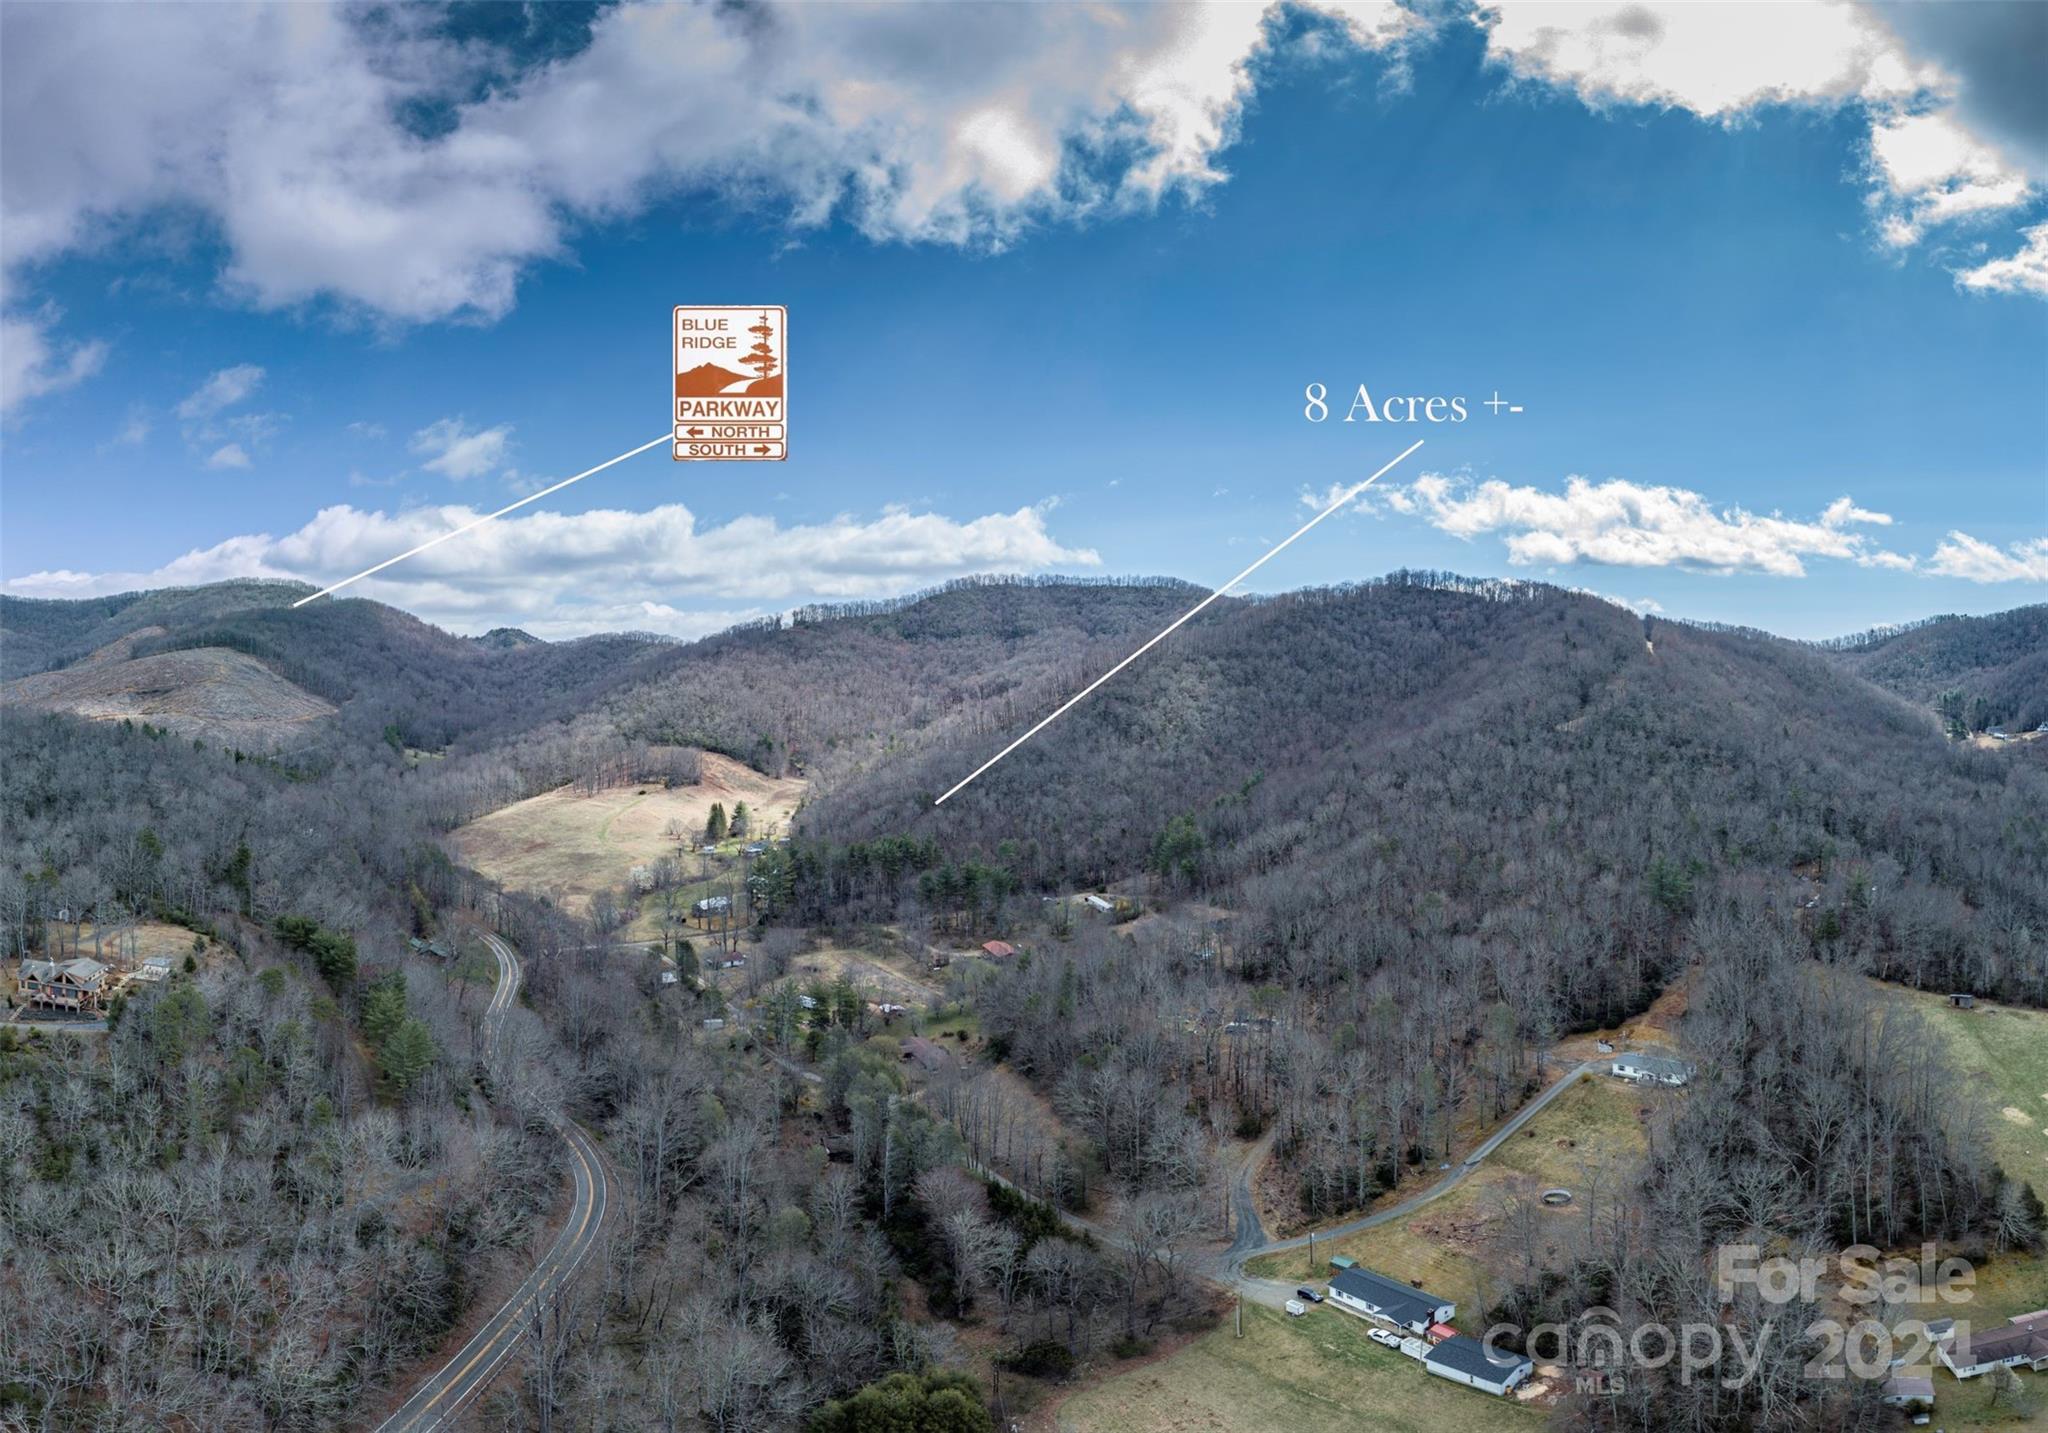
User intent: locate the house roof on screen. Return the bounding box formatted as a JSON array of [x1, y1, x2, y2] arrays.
[[1614, 1052, 1694, 1078], [1882, 1375, 1934, 1399], [981, 940, 1015, 957], [1425, 1335, 1530, 1382], [1951, 1321, 2048, 1367], [1329, 1267, 1449, 1327], [21, 958, 105, 983]]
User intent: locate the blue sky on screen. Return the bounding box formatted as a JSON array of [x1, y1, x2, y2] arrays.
[[2, 1, 2043, 640]]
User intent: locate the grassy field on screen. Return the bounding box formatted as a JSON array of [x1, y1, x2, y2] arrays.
[[1887, 984, 2048, 1323], [783, 943, 939, 1008], [448, 752, 804, 927], [1055, 1304, 1541, 1433], [1247, 1076, 1653, 1316], [40, 918, 203, 965]]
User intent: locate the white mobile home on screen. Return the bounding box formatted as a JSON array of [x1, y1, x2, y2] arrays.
[[1423, 1335, 1533, 1397], [1327, 1266, 1455, 1335], [1609, 1051, 1695, 1086], [1941, 1312, 2048, 1379]]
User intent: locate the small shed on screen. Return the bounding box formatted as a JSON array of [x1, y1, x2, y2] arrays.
[[1948, 992, 1974, 1009], [1880, 1375, 1934, 1409]]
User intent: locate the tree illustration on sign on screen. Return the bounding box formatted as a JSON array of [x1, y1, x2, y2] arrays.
[[741, 311, 782, 397], [674, 309, 784, 398]]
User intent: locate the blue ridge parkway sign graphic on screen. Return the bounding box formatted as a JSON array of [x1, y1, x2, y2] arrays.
[[674, 305, 786, 461]]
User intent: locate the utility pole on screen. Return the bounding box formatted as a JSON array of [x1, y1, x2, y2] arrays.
[[1235, 1296, 1242, 1338]]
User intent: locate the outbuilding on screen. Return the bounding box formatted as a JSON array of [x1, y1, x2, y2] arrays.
[[1880, 1375, 1934, 1409], [1423, 1335, 1533, 1397]]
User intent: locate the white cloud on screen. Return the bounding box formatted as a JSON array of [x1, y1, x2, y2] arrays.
[[176, 363, 265, 420], [1477, 1, 2043, 283], [1357, 473, 1909, 577], [0, 1, 1415, 346], [1925, 532, 2048, 584], [205, 443, 251, 470], [0, 498, 1102, 639], [1955, 221, 2048, 297], [0, 307, 106, 415], [111, 407, 152, 446], [1480, 1, 1932, 118], [410, 417, 513, 480], [1868, 109, 2032, 244]]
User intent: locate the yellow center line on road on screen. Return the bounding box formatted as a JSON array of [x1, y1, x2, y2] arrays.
[[413, 1129, 599, 1417], [390, 937, 609, 1431]]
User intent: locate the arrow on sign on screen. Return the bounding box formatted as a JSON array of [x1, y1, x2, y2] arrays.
[[686, 427, 704, 437], [753, 445, 770, 454]]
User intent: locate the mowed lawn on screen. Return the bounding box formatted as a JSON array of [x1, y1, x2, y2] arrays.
[[1056, 1304, 1539, 1433], [1887, 984, 2048, 1322], [448, 752, 804, 927], [1249, 1076, 1654, 1317]]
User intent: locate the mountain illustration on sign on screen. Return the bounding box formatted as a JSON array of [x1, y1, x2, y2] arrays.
[[674, 310, 782, 398]]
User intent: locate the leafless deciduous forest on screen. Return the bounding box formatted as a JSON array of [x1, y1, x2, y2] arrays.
[[1, 577, 2041, 1431]]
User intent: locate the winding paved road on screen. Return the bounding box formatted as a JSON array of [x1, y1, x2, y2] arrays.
[[375, 933, 613, 1433]]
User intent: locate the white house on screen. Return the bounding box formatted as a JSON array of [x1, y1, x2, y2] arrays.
[[1327, 1266, 1455, 1334], [1424, 1335, 1533, 1397], [1610, 1051, 1695, 1086], [134, 956, 174, 983], [1083, 894, 1115, 914], [1941, 1311, 2048, 1379], [693, 895, 733, 918]]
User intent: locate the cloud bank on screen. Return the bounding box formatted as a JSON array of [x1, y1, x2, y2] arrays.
[[0, 499, 1103, 641], [3, 0, 2040, 415], [1313, 472, 2043, 585]]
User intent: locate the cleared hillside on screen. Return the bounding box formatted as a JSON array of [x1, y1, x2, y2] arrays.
[[2, 644, 335, 747]]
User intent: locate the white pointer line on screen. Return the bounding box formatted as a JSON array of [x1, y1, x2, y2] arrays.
[[933, 437, 1426, 806], [292, 433, 674, 607]]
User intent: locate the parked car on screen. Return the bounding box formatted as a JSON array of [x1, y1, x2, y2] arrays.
[[1295, 1287, 1325, 1304], [1367, 1328, 1402, 1349], [1283, 1300, 1308, 1317]]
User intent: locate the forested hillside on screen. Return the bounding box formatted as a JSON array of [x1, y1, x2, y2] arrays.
[[1828, 604, 2048, 734], [3, 573, 2042, 1432], [734, 577, 2047, 1011]]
